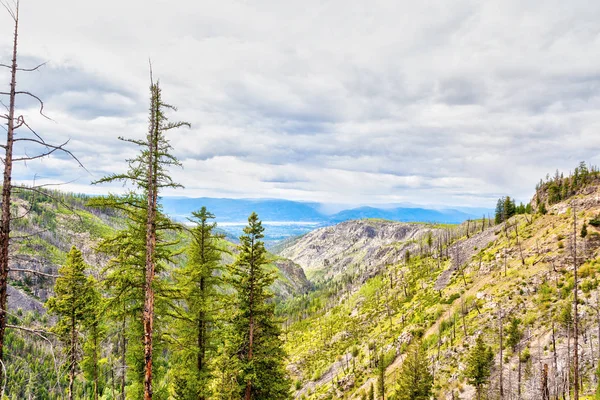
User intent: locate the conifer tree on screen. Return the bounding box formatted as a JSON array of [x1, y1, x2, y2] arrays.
[[396, 341, 433, 400], [81, 279, 105, 400], [465, 335, 494, 400], [46, 247, 97, 400], [229, 212, 291, 399], [495, 198, 505, 224], [172, 207, 224, 399], [538, 201, 547, 215], [377, 352, 385, 399], [90, 75, 188, 399]]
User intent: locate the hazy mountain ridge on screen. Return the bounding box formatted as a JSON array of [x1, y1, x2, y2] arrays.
[[162, 197, 487, 224], [7, 191, 310, 307], [276, 219, 442, 281]]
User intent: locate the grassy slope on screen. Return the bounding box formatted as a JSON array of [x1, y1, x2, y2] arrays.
[[282, 194, 600, 399]]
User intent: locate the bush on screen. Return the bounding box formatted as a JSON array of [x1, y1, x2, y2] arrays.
[[589, 214, 600, 227]]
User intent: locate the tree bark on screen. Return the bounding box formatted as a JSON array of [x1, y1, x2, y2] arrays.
[[121, 314, 126, 400], [245, 237, 255, 400], [69, 312, 76, 400], [93, 323, 99, 400], [573, 204, 579, 400], [0, 3, 19, 374], [499, 309, 504, 400], [518, 348, 522, 400], [143, 84, 159, 400]]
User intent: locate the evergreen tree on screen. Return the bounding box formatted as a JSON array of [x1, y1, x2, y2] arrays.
[[80, 277, 105, 400], [495, 198, 505, 224], [505, 318, 522, 353], [538, 201, 547, 215], [90, 77, 188, 399], [581, 222, 588, 238], [46, 247, 97, 400], [396, 341, 433, 400], [377, 352, 385, 399], [465, 335, 494, 400], [369, 383, 375, 400], [229, 212, 291, 399], [172, 207, 224, 399], [504, 196, 516, 219]]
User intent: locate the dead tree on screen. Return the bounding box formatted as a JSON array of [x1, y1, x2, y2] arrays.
[[0, 0, 82, 378], [513, 224, 525, 266], [498, 307, 504, 400], [572, 202, 579, 400]]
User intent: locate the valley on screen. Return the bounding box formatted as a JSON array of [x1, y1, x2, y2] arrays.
[[5, 164, 600, 400]]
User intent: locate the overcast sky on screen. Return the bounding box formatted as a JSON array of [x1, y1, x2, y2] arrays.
[[1, 0, 599, 208]]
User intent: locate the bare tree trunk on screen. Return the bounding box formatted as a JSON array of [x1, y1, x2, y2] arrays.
[[514, 224, 525, 265], [69, 312, 76, 400], [461, 295, 468, 337], [567, 322, 571, 400], [0, 2, 19, 372], [121, 315, 126, 400], [553, 322, 559, 399], [93, 325, 99, 400], [541, 364, 549, 400], [245, 257, 255, 400], [143, 84, 158, 400], [518, 348, 522, 400], [499, 308, 504, 400], [573, 204, 579, 400]]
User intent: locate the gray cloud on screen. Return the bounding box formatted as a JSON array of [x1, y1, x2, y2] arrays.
[[0, 0, 599, 207]]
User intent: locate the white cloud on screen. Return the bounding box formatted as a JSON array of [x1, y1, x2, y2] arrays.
[[1, 0, 600, 207]]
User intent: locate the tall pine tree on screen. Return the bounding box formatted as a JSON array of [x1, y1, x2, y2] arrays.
[[172, 207, 224, 399], [46, 247, 97, 400], [396, 340, 432, 400], [229, 212, 291, 400], [90, 75, 188, 399], [465, 335, 494, 400]]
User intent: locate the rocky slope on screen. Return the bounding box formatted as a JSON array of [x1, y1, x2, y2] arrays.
[[277, 219, 443, 281], [276, 176, 600, 400]]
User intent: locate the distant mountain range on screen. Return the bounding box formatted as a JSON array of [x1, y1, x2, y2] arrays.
[[161, 197, 489, 224]]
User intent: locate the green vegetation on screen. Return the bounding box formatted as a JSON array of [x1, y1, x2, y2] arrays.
[[465, 335, 494, 400], [395, 340, 433, 400]]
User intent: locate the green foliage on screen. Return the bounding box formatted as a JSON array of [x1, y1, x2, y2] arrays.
[[495, 196, 518, 224], [88, 79, 187, 398], [228, 212, 291, 399], [46, 247, 98, 398], [465, 335, 494, 399], [377, 352, 385, 399], [171, 207, 225, 399], [395, 341, 432, 400], [537, 161, 600, 204], [505, 318, 522, 352]]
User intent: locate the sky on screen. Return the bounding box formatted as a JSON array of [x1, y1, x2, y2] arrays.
[[1, 0, 599, 208]]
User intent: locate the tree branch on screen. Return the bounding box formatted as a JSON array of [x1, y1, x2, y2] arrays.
[[0, 61, 47, 72], [9, 268, 58, 278]]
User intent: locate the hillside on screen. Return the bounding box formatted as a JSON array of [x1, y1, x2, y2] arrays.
[[8, 165, 600, 399], [7, 189, 309, 303], [274, 172, 600, 399], [2, 188, 311, 398], [277, 219, 443, 281]]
